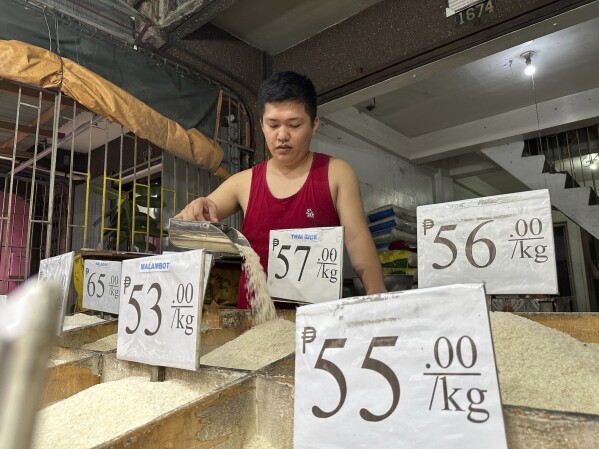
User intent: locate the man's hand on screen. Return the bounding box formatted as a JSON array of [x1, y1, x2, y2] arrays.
[[174, 197, 219, 222]]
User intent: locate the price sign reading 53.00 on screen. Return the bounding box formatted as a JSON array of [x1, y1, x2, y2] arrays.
[[417, 189, 558, 294], [117, 250, 210, 371], [294, 284, 508, 449], [268, 227, 344, 304]]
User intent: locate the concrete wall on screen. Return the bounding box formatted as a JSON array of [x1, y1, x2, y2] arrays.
[[311, 122, 434, 213], [552, 210, 591, 311], [310, 121, 434, 279], [163, 23, 270, 161], [160, 1, 595, 163], [274, 0, 595, 103]]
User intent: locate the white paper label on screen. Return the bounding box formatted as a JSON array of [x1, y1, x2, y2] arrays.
[[268, 227, 344, 304], [82, 260, 122, 314], [417, 189, 558, 294], [38, 251, 75, 334], [117, 250, 209, 370], [294, 284, 507, 449], [0, 295, 6, 306]]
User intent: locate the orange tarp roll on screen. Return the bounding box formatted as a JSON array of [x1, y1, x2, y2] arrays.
[[0, 39, 226, 175]]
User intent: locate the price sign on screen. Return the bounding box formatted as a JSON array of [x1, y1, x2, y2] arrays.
[[82, 260, 122, 314], [417, 189, 558, 294], [268, 227, 344, 304], [117, 250, 211, 370], [38, 251, 75, 334], [294, 284, 507, 449]]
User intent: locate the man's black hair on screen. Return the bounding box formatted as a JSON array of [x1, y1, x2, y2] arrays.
[[257, 71, 317, 123]]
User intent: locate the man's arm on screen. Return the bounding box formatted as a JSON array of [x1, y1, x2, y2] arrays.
[[175, 169, 250, 221], [330, 159, 386, 294]]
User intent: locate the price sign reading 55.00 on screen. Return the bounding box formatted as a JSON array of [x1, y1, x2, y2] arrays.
[[117, 250, 210, 371], [294, 284, 508, 449], [417, 189, 558, 294], [268, 227, 344, 304]]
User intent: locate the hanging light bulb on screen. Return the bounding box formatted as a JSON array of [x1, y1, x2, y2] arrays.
[[521, 51, 536, 76], [524, 57, 536, 75]]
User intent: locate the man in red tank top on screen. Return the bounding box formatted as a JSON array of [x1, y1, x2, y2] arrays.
[[176, 71, 386, 307]]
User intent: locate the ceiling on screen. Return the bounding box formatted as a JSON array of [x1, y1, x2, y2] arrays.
[[354, 16, 599, 138], [210, 0, 384, 55], [207, 1, 599, 180], [12, 0, 599, 198]]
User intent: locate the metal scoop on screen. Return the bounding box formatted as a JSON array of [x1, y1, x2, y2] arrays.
[[168, 218, 250, 255]]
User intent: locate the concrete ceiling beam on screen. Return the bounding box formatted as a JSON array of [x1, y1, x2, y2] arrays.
[[150, 0, 240, 48], [323, 107, 410, 160]]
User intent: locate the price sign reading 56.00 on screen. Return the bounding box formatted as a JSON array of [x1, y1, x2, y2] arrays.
[[268, 227, 344, 304], [294, 284, 508, 449], [117, 250, 210, 371], [417, 189, 558, 294]]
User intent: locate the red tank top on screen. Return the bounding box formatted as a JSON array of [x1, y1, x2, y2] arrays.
[[238, 152, 340, 308]]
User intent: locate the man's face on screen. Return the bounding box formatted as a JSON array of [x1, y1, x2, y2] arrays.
[[261, 101, 319, 164]]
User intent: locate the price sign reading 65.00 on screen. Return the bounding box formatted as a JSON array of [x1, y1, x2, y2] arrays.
[[82, 260, 122, 314], [294, 284, 508, 449], [38, 251, 75, 335], [417, 189, 558, 294], [117, 250, 209, 371], [268, 227, 344, 304]]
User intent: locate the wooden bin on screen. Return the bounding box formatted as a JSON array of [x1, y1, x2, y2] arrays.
[[95, 358, 295, 449], [43, 348, 101, 406], [43, 307, 293, 408], [58, 320, 118, 348], [498, 312, 599, 448], [516, 312, 599, 343], [44, 311, 599, 448]]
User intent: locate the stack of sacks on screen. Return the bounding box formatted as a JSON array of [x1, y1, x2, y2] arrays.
[[378, 250, 417, 278], [366, 205, 418, 282], [367, 205, 417, 250]]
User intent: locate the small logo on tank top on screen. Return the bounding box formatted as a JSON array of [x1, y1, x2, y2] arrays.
[[306, 208, 315, 218]]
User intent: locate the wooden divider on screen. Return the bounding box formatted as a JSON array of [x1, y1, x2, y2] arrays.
[[516, 312, 599, 343]]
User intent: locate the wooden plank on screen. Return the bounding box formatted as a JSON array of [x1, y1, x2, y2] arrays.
[[100, 376, 258, 449], [202, 307, 252, 330], [0, 79, 83, 109], [0, 148, 34, 159], [43, 355, 101, 405], [79, 249, 149, 261], [201, 307, 296, 330], [0, 120, 63, 139], [516, 312, 599, 343], [199, 327, 246, 357], [49, 346, 95, 361], [57, 320, 118, 348], [504, 405, 599, 449], [258, 353, 295, 379], [97, 371, 296, 449], [0, 103, 67, 150]]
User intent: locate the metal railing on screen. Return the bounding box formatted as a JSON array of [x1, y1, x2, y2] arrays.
[[524, 123, 599, 194], [0, 80, 253, 293]]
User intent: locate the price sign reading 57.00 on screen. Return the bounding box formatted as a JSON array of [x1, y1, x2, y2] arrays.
[[268, 227, 344, 304], [417, 189, 558, 294], [117, 250, 210, 371], [294, 284, 508, 449]]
